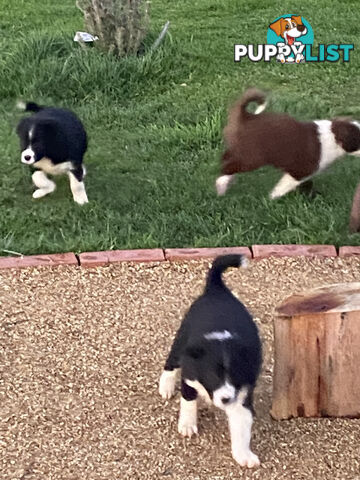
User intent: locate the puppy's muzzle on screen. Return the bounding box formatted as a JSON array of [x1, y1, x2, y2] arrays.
[[21, 149, 35, 165]]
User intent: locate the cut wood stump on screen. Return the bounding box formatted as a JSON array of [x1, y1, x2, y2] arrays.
[[349, 181, 360, 232], [271, 283, 360, 420]]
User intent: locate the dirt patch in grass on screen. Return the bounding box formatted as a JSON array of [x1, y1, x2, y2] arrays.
[[1, 257, 360, 480]]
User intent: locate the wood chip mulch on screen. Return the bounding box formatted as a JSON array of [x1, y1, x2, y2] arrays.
[[1, 257, 360, 480]]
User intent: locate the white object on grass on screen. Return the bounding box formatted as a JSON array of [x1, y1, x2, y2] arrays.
[[74, 32, 99, 43]]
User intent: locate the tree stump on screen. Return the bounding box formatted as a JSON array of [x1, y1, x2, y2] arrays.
[[349, 182, 360, 232], [271, 283, 360, 420]]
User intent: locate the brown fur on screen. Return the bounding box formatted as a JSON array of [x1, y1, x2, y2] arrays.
[[221, 90, 321, 181], [332, 119, 360, 153]]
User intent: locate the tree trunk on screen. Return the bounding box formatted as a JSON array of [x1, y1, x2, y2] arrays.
[[271, 283, 360, 420], [349, 182, 360, 232]]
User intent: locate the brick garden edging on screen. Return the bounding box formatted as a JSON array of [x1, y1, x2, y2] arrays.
[[1, 245, 360, 270], [0, 253, 78, 270]]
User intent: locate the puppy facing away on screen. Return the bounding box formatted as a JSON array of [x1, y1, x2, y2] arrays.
[[159, 255, 262, 468], [16, 102, 88, 205], [216, 88, 360, 199]]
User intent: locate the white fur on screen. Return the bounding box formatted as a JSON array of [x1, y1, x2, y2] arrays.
[[16, 100, 26, 111], [178, 397, 198, 437], [226, 394, 259, 468], [32, 171, 56, 199], [213, 381, 236, 409], [185, 379, 212, 405], [270, 173, 301, 199], [204, 330, 233, 341], [21, 148, 35, 165], [34, 158, 73, 175], [254, 103, 267, 115], [68, 171, 88, 205], [159, 369, 179, 399], [352, 121, 360, 155], [216, 174, 234, 196], [315, 120, 345, 171]]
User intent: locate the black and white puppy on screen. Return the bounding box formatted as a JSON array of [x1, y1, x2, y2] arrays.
[[159, 255, 262, 468], [16, 102, 88, 205]]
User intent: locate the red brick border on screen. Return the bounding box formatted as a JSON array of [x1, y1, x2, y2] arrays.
[[165, 247, 251, 261], [78, 251, 110, 268], [0, 245, 359, 270], [79, 249, 165, 268], [252, 244, 337, 259], [338, 246, 360, 257], [0, 253, 78, 270]]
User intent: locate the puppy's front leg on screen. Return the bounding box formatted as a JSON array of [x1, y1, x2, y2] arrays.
[[68, 166, 88, 205], [226, 402, 259, 468], [178, 379, 198, 437], [159, 368, 180, 399], [159, 324, 188, 399], [270, 173, 301, 199], [32, 171, 56, 198]]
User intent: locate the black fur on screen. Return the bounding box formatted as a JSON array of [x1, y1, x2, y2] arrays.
[[163, 254, 262, 408], [16, 102, 87, 170]]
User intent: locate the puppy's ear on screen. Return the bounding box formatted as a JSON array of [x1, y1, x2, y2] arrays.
[[16, 117, 31, 137], [291, 15, 302, 25], [185, 345, 205, 360], [269, 18, 283, 37]]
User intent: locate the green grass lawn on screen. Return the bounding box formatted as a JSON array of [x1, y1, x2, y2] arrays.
[[0, 0, 360, 255]]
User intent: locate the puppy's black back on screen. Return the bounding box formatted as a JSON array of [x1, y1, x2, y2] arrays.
[[35, 108, 87, 164], [163, 255, 262, 396], [17, 104, 87, 165]]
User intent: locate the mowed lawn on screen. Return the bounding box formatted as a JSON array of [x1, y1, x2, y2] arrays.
[[0, 0, 360, 255]]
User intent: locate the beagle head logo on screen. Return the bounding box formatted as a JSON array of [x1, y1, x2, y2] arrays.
[[267, 14, 313, 63], [269, 16, 307, 46]]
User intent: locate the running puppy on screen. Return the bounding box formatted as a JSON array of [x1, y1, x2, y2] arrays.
[[216, 88, 360, 199], [159, 255, 262, 468], [17, 102, 88, 204]]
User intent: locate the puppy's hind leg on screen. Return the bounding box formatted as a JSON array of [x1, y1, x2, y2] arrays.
[[299, 180, 320, 199], [178, 380, 198, 437], [32, 171, 56, 199], [68, 166, 88, 205]]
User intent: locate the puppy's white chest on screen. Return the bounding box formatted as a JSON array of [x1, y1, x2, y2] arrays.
[[185, 379, 212, 405], [34, 158, 72, 175]]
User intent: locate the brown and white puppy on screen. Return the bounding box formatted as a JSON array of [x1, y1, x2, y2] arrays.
[[216, 88, 360, 199]]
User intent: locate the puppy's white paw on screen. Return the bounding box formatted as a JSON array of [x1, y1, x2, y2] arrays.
[[215, 175, 233, 196], [178, 419, 198, 437], [33, 188, 50, 199], [73, 193, 89, 205], [159, 370, 177, 399], [233, 450, 260, 468]]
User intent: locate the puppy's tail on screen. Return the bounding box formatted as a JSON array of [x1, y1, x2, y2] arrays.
[[16, 101, 44, 113], [238, 88, 267, 120], [205, 254, 248, 292]]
